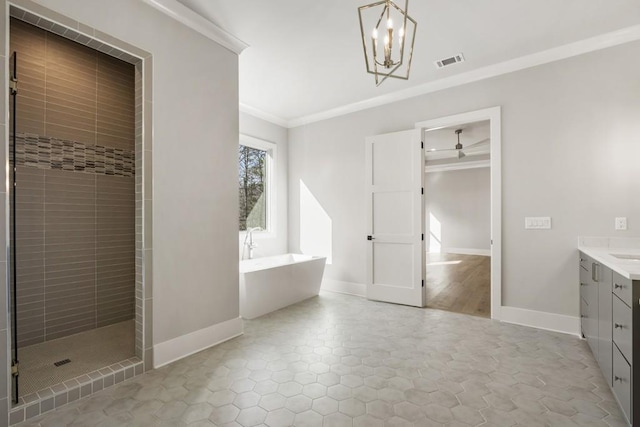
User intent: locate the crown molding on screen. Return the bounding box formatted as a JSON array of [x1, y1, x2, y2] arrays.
[[278, 24, 640, 128], [140, 0, 248, 54], [239, 103, 290, 128]]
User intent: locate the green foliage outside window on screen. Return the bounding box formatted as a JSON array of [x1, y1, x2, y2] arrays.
[[239, 145, 267, 231]]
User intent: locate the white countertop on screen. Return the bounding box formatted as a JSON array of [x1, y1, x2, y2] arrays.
[[579, 237, 640, 280]]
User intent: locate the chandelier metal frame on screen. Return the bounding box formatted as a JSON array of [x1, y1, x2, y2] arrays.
[[358, 0, 417, 86]]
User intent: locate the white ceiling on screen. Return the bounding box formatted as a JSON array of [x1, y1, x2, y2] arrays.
[[177, 0, 640, 125]]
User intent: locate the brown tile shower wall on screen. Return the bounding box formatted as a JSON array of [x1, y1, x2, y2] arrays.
[[43, 169, 97, 342], [11, 18, 135, 147], [10, 18, 135, 347], [96, 175, 135, 327]]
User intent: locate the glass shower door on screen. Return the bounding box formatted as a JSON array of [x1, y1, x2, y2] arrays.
[[9, 50, 19, 403]]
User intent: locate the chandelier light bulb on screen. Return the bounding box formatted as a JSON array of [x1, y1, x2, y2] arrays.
[[384, 34, 389, 47], [387, 18, 393, 29], [372, 28, 378, 40]]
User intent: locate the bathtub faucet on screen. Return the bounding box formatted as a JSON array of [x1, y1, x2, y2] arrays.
[[243, 227, 262, 260]]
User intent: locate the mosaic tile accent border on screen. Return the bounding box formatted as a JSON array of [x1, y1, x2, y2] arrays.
[[12, 133, 135, 177], [8, 357, 143, 425]]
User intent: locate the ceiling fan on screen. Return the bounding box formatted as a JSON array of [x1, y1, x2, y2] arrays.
[[426, 128, 489, 159]]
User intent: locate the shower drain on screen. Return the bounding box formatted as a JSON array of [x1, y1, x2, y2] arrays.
[[53, 359, 71, 367]]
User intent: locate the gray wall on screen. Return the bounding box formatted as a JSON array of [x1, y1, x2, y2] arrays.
[[426, 167, 491, 253], [27, 0, 241, 347], [239, 112, 288, 258], [11, 19, 135, 346], [288, 41, 640, 317]]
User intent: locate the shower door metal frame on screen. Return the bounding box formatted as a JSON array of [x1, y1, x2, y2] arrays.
[[9, 50, 19, 404]]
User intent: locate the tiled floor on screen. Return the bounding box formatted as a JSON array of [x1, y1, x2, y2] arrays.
[[19, 320, 135, 395], [21, 292, 625, 426]]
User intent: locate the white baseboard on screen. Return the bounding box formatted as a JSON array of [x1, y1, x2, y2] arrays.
[[320, 281, 580, 337], [440, 247, 491, 256], [154, 317, 243, 368], [321, 279, 366, 297], [500, 306, 580, 336]]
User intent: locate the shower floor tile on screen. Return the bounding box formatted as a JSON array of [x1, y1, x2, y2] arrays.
[[18, 320, 135, 395]]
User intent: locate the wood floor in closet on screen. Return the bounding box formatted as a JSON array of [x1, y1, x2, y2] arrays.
[[426, 252, 491, 318]]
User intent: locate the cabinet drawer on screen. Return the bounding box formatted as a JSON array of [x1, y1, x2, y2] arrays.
[[613, 271, 633, 308], [612, 295, 632, 363], [612, 345, 631, 423]]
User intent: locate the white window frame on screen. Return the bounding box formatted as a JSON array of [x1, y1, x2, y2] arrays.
[[239, 134, 277, 236]]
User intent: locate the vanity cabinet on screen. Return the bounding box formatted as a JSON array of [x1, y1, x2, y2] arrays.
[[580, 251, 638, 425]]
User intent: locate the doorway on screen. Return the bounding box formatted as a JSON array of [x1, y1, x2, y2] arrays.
[[5, 6, 154, 415], [423, 122, 491, 317], [364, 108, 501, 316], [9, 15, 137, 397], [416, 107, 502, 319]]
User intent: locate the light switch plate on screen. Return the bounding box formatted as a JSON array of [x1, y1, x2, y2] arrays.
[[525, 217, 552, 229], [615, 217, 628, 230]]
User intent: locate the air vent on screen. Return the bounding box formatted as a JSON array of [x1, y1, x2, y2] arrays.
[[435, 53, 465, 69]]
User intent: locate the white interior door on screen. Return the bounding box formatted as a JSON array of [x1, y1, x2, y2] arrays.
[[365, 129, 425, 307]]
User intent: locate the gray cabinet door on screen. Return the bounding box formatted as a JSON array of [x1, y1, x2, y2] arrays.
[[586, 261, 599, 359], [580, 261, 589, 338], [597, 264, 612, 386]]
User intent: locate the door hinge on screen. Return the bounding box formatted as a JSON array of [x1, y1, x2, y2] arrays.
[[367, 235, 373, 241], [421, 141, 424, 149], [11, 361, 18, 377], [9, 78, 17, 95], [421, 187, 424, 195], [422, 279, 424, 288], [421, 233, 424, 241]]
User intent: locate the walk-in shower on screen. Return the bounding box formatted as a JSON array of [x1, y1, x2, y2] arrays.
[[8, 16, 136, 402]]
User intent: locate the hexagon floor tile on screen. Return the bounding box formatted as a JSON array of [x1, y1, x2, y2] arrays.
[[22, 292, 623, 426]]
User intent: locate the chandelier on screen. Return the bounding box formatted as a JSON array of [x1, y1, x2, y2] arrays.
[[358, 0, 417, 86]]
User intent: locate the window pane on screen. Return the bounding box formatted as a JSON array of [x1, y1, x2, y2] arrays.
[[239, 145, 267, 231]]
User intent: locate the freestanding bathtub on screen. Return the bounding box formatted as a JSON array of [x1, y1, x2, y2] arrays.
[[240, 254, 327, 319]]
